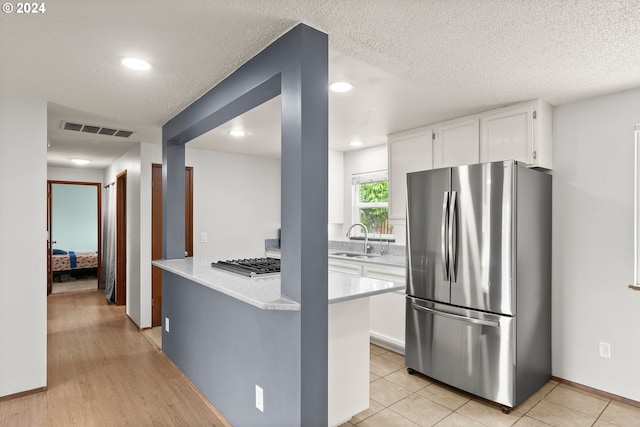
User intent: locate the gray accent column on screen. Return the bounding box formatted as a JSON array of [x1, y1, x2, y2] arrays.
[[280, 28, 329, 425], [161, 24, 328, 425], [161, 134, 185, 260]]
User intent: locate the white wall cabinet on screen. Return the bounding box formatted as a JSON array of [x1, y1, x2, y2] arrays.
[[328, 258, 406, 351], [328, 150, 344, 224], [480, 99, 552, 169], [388, 127, 433, 221], [433, 118, 480, 168]]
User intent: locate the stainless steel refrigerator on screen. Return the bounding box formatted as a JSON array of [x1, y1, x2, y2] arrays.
[[405, 160, 551, 411]]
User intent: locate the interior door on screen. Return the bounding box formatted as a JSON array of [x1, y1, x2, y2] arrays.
[[406, 167, 450, 303], [450, 161, 515, 315], [151, 164, 193, 327]]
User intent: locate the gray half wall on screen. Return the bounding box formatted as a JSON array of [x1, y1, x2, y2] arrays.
[[162, 271, 300, 426]]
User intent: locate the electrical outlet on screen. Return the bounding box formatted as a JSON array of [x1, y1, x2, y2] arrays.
[[165, 317, 170, 333], [255, 385, 264, 412], [599, 342, 611, 359], [200, 232, 208, 243]]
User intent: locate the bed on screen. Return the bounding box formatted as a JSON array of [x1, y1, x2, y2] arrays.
[[52, 250, 98, 280]]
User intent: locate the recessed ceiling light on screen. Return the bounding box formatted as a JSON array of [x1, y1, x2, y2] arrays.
[[329, 81, 354, 93], [71, 158, 91, 165], [121, 57, 151, 71], [349, 140, 363, 147], [228, 129, 247, 137]]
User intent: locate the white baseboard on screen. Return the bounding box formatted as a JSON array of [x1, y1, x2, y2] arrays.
[[369, 332, 405, 355]]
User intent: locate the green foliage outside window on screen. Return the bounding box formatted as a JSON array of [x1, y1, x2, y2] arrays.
[[358, 181, 393, 235], [359, 181, 388, 203]]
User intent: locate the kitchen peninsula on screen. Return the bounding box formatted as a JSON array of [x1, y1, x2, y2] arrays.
[[153, 257, 403, 426]]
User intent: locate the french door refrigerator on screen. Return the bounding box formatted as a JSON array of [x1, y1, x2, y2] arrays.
[[405, 160, 551, 411]]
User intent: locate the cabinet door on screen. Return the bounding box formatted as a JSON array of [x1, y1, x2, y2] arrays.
[[480, 105, 534, 165], [388, 129, 433, 221], [328, 258, 362, 276], [433, 118, 480, 168], [365, 264, 406, 349], [362, 264, 405, 283], [370, 292, 406, 349]]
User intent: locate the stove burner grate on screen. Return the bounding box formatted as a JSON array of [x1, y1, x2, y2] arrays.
[[211, 257, 281, 278]]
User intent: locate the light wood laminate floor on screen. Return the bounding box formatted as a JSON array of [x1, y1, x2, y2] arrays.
[[0, 291, 228, 427]]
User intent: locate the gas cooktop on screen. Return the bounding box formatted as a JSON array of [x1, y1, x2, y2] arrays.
[[210, 257, 281, 278]]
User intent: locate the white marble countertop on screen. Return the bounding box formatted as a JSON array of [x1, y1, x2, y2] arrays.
[[152, 258, 404, 311], [327, 271, 404, 303]]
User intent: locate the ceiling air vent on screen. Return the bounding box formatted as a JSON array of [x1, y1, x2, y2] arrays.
[[60, 121, 134, 138], [114, 130, 134, 138], [82, 125, 100, 134]]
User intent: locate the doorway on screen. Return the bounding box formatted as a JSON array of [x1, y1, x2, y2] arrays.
[[46, 181, 102, 296], [115, 171, 127, 306], [151, 164, 193, 327]]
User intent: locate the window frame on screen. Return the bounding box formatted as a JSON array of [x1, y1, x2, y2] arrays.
[[350, 170, 394, 240]]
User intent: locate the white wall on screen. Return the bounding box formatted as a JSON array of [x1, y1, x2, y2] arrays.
[[552, 86, 640, 401], [48, 166, 104, 184], [0, 94, 47, 397], [151, 145, 281, 260], [104, 142, 153, 328]]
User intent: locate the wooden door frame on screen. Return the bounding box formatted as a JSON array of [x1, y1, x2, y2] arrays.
[[184, 166, 194, 257], [115, 171, 127, 306], [151, 164, 193, 326], [47, 180, 102, 295], [47, 182, 52, 295]]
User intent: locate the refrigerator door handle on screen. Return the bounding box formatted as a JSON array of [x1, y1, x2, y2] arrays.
[[441, 191, 450, 281], [448, 190, 458, 282], [411, 302, 500, 328]]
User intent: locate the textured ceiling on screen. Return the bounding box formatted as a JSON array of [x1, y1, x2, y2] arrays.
[[1, 0, 639, 167]]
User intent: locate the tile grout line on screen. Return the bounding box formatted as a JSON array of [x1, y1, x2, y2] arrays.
[[592, 400, 613, 426]]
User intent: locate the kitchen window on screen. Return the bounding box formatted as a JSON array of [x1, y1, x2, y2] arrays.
[[351, 171, 394, 240]]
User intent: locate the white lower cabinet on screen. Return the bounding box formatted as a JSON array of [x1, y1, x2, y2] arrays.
[[327, 259, 362, 276], [328, 298, 369, 426], [328, 258, 406, 351], [369, 291, 406, 351]]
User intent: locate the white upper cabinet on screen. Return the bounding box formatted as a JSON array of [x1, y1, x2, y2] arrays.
[[388, 127, 433, 221], [328, 150, 344, 224], [387, 99, 552, 220], [433, 118, 480, 168], [480, 99, 552, 169]]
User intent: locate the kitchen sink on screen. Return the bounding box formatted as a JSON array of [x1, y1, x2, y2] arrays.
[[330, 251, 380, 259]]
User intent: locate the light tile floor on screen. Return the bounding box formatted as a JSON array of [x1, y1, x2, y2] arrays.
[[142, 325, 163, 349], [144, 329, 639, 427], [340, 344, 640, 427]]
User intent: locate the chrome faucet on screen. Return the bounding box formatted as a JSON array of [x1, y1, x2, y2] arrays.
[[346, 222, 369, 254]]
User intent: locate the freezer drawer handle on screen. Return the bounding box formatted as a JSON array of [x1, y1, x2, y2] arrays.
[[441, 191, 450, 281], [411, 303, 500, 328]]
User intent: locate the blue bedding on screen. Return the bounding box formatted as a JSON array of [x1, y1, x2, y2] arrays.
[[68, 251, 77, 268]]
